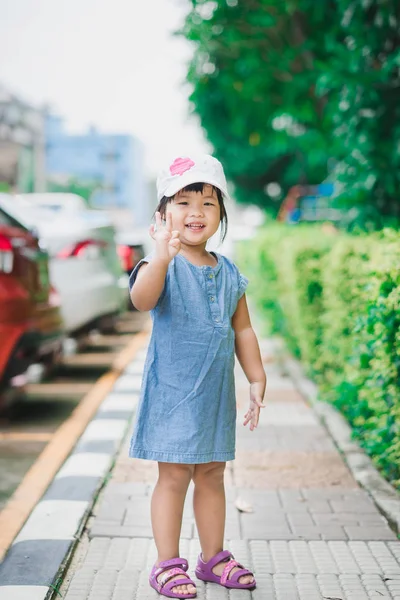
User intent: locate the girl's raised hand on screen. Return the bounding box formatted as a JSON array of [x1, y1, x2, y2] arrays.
[[150, 211, 181, 263], [243, 382, 265, 431]]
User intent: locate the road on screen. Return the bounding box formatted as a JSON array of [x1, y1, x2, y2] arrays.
[[0, 311, 148, 512]]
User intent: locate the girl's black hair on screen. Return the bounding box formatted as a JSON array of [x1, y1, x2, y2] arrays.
[[155, 182, 228, 243]]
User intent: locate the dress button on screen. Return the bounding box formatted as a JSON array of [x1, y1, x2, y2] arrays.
[[214, 317, 220, 322], [208, 274, 213, 279], [210, 296, 215, 302]]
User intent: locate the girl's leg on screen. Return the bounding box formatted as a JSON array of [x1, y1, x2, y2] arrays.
[[151, 462, 196, 595], [192, 462, 226, 558], [192, 462, 254, 585]]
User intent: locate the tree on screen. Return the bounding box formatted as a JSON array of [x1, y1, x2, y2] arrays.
[[320, 1, 400, 224], [180, 0, 400, 225], [180, 0, 338, 211]]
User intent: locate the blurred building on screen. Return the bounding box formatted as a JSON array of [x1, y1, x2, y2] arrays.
[[45, 114, 149, 227], [0, 85, 46, 193]]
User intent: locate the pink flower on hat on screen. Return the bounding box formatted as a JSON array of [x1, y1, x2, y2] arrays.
[[170, 157, 195, 176]]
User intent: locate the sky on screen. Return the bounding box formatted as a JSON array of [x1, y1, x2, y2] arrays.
[[0, 0, 210, 176]]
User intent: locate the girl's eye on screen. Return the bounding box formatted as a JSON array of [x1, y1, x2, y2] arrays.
[[205, 202, 215, 206], [178, 201, 188, 205]]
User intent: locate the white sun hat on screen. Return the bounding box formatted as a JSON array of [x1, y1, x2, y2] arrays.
[[156, 154, 232, 202]]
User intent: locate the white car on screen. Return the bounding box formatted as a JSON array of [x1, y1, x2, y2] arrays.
[[0, 194, 128, 335]]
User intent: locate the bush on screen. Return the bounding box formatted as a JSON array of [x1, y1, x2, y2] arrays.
[[238, 224, 400, 488], [315, 234, 378, 389], [236, 225, 285, 338], [274, 230, 333, 370], [334, 231, 400, 485]]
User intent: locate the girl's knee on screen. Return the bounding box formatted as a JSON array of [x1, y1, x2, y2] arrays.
[[193, 461, 226, 487], [158, 462, 194, 491]]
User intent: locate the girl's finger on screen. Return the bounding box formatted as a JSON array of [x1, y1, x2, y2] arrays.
[[252, 410, 260, 428], [149, 224, 156, 239], [155, 211, 162, 229], [166, 211, 173, 233], [171, 230, 180, 239]]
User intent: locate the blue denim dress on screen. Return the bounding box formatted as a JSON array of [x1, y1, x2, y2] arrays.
[[128, 252, 248, 464]]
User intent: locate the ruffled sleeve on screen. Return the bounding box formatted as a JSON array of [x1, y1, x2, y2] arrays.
[[128, 252, 169, 311], [238, 272, 249, 300]]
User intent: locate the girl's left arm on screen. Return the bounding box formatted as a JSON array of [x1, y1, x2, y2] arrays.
[[232, 294, 267, 430]]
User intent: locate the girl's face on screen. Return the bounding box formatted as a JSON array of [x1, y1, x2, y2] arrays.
[[165, 185, 221, 247]]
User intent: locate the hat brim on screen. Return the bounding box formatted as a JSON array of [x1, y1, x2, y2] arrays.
[[162, 172, 232, 203]]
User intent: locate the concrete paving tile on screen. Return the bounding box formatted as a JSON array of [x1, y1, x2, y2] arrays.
[[96, 500, 127, 522], [345, 527, 397, 541], [234, 451, 356, 488], [313, 512, 381, 525], [56, 334, 400, 599], [263, 390, 305, 403], [331, 499, 378, 513], [103, 481, 150, 496], [319, 527, 349, 540]]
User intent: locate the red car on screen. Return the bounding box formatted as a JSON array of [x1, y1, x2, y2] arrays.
[[0, 198, 64, 410]]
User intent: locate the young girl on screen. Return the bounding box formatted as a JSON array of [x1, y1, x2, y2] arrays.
[[129, 154, 267, 599]]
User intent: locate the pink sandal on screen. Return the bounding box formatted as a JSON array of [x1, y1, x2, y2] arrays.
[[149, 557, 197, 598], [195, 550, 256, 590]]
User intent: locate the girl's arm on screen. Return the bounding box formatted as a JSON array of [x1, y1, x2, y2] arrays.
[[130, 211, 181, 311], [130, 258, 169, 311], [232, 294, 267, 429]]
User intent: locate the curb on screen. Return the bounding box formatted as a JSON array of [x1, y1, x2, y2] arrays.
[[0, 333, 149, 600], [274, 339, 400, 537]]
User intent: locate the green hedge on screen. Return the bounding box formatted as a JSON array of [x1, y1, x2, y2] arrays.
[[237, 224, 400, 488]]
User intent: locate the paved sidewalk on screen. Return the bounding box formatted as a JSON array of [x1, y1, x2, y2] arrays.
[[60, 341, 400, 600]]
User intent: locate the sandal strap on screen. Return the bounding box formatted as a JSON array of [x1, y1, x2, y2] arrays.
[[229, 567, 254, 584], [158, 568, 190, 590], [157, 557, 188, 572], [221, 560, 240, 585], [163, 578, 195, 594], [202, 549, 233, 571]]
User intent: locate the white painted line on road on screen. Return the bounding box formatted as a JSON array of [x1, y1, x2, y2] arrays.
[[14, 500, 88, 543], [0, 586, 49, 600], [81, 419, 127, 441], [112, 374, 143, 392], [55, 453, 111, 479], [125, 356, 146, 367], [99, 393, 140, 412]]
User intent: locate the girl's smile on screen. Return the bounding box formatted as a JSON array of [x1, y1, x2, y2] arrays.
[[166, 185, 221, 246], [185, 222, 205, 231]]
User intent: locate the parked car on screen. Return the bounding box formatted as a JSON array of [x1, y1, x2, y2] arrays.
[[22, 193, 146, 277], [0, 195, 64, 410], [115, 229, 149, 309], [115, 228, 147, 274], [3, 194, 128, 336]]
